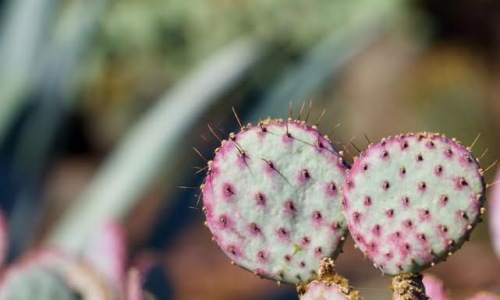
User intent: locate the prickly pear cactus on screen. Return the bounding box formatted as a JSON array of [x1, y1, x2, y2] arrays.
[[0, 266, 78, 300], [344, 133, 485, 275], [83, 221, 127, 294], [0, 250, 113, 300], [392, 274, 428, 300], [298, 258, 362, 300], [201, 118, 348, 284]]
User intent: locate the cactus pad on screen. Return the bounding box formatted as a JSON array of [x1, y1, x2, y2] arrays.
[[0, 250, 114, 300], [0, 266, 77, 300], [299, 258, 362, 300], [344, 133, 485, 275], [83, 221, 127, 292], [202, 119, 348, 284], [300, 280, 357, 300]]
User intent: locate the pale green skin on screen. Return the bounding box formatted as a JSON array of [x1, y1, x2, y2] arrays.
[[0, 250, 114, 300], [203, 120, 348, 284], [0, 266, 78, 300], [344, 133, 485, 275]]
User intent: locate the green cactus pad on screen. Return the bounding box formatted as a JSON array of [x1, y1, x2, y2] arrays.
[[0, 250, 114, 300], [0, 266, 78, 300], [344, 133, 485, 275], [202, 119, 348, 284]]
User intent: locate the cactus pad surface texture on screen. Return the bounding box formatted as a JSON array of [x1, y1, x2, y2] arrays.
[[201, 118, 348, 284], [344, 132, 485, 275]]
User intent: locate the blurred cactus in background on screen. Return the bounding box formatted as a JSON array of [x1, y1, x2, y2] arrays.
[[0, 0, 500, 299], [0, 217, 150, 299]]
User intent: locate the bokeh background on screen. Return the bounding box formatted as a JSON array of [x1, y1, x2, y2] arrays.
[[1, 0, 500, 299]]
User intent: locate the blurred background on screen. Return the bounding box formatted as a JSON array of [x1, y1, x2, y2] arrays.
[[0, 0, 500, 299]]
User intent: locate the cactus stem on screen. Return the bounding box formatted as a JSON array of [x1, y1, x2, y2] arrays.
[[392, 273, 429, 300], [298, 258, 363, 300]]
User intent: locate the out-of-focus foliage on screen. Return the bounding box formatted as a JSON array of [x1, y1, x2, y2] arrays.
[[82, 0, 398, 147], [97, 0, 375, 74], [84, 0, 393, 100]]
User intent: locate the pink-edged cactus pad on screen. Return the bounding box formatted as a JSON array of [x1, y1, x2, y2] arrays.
[[344, 133, 485, 275], [300, 280, 355, 300], [202, 119, 348, 284], [299, 258, 362, 300], [0, 250, 114, 300]]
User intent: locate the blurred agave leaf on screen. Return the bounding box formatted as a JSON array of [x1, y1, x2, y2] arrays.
[[82, 0, 403, 146], [248, 0, 401, 121], [3, 0, 109, 258], [0, 0, 108, 143], [0, 0, 57, 144]]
